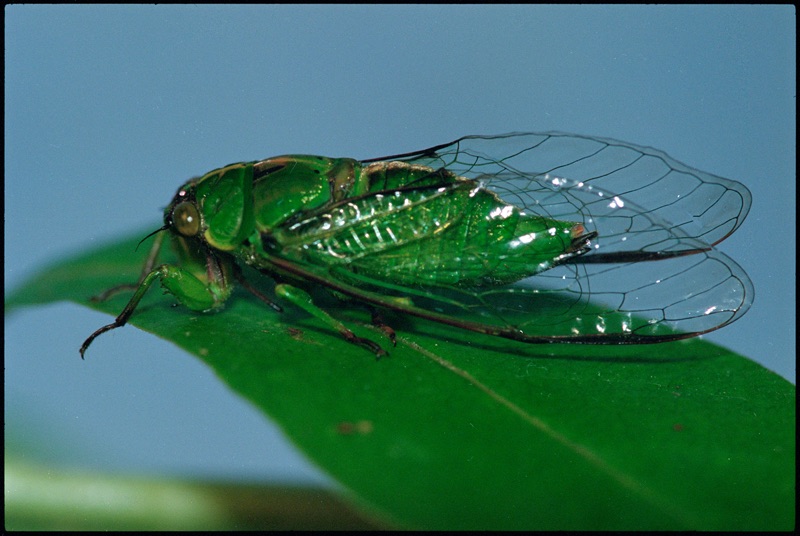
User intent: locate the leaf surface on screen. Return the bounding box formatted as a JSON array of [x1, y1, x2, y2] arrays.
[[6, 230, 794, 530]]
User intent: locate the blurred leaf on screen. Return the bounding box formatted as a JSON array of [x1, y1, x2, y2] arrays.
[[4, 458, 381, 530], [6, 230, 795, 530]]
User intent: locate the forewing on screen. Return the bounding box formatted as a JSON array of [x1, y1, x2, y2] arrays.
[[279, 133, 753, 343], [366, 132, 751, 251]]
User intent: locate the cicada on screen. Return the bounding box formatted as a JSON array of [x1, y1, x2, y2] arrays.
[[80, 132, 753, 357]]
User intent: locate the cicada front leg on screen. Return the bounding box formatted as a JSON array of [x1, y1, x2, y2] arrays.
[[81, 242, 234, 358]]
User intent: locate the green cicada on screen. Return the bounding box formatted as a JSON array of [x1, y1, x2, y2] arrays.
[[80, 132, 753, 357]]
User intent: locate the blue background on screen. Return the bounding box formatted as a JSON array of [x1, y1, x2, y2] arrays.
[[6, 6, 795, 486]]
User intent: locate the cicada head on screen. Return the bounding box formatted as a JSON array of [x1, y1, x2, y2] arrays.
[[162, 162, 256, 252]]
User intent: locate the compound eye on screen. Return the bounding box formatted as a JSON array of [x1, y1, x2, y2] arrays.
[[172, 202, 200, 236]]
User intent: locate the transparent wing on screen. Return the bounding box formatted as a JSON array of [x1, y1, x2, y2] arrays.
[[285, 133, 753, 343], [364, 132, 751, 251]]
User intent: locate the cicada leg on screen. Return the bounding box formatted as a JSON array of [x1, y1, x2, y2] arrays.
[[366, 306, 397, 347], [274, 283, 387, 358], [80, 262, 232, 358]]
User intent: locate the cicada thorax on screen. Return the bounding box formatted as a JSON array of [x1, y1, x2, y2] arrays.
[[250, 155, 364, 233], [177, 154, 363, 268]]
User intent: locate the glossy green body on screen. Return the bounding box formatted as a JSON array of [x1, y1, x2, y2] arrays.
[[195, 156, 587, 290], [81, 151, 589, 357]]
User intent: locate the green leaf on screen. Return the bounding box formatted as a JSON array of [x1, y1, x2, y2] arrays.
[[6, 229, 795, 530]]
